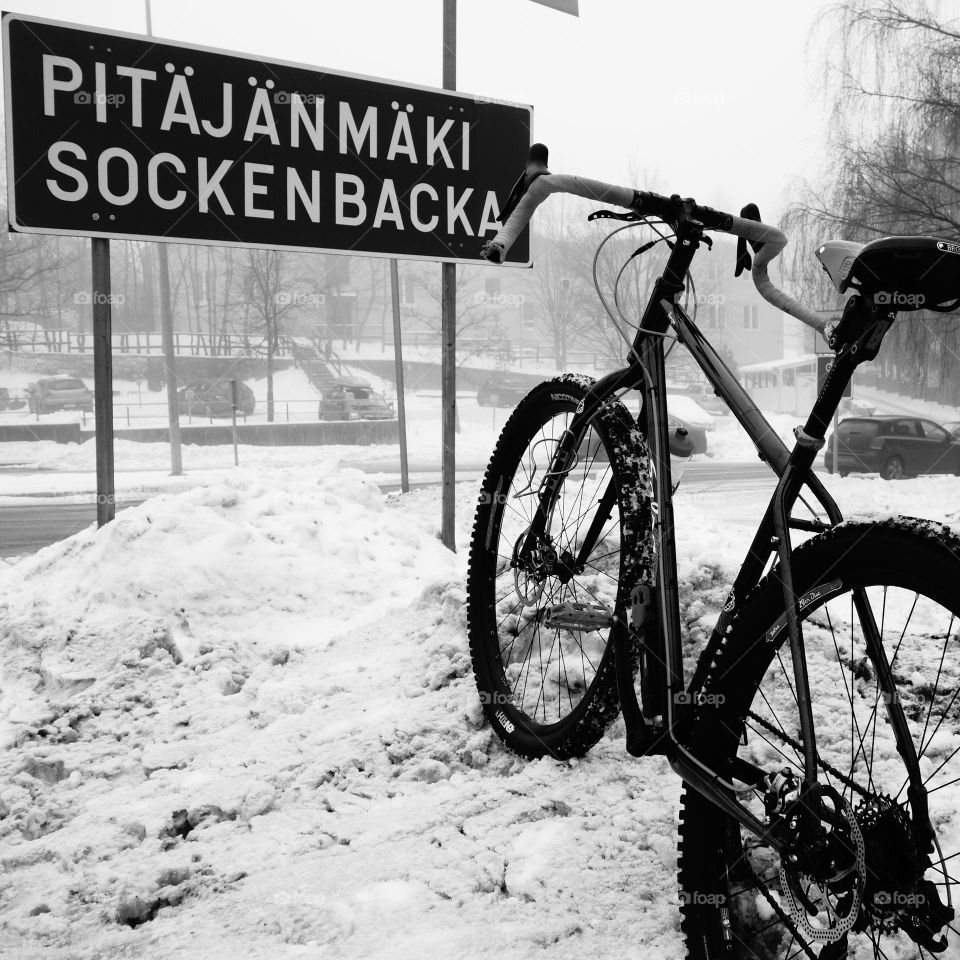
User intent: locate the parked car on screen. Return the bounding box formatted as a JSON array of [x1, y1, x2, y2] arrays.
[[824, 416, 960, 479], [177, 379, 256, 418], [668, 381, 727, 416], [318, 377, 394, 421], [26, 377, 93, 414], [0, 387, 26, 411], [477, 374, 532, 408]]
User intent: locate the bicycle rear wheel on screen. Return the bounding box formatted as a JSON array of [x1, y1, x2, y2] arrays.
[[679, 519, 960, 959], [467, 374, 654, 760]]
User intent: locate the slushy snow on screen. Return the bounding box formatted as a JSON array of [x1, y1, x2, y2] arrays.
[[0, 459, 959, 958]]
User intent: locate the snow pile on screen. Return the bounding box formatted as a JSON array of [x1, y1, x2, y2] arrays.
[[0, 466, 692, 960]]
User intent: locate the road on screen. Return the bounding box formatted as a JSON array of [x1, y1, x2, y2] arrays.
[[0, 459, 785, 556]]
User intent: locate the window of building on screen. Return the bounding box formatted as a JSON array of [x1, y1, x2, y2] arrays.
[[743, 305, 759, 329], [522, 299, 537, 330], [484, 277, 502, 299]]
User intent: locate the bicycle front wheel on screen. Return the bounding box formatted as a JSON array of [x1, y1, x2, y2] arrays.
[[467, 375, 654, 760], [679, 519, 960, 959]]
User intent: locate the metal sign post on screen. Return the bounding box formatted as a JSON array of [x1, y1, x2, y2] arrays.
[[389, 259, 410, 493], [91, 237, 115, 526], [157, 244, 183, 475], [230, 377, 240, 466], [146, 0, 183, 478], [441, 0, 457, 551]]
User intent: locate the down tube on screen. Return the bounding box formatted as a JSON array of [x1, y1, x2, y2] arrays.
[[668, 303, 843, 527], [667, 302, 794, 472]]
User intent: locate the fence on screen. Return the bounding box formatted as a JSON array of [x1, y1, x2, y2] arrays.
[[6, 397, 324, 428], [0, 329, 294, 358]]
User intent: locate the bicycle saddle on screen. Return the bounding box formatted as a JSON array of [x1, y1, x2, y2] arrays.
[[817, 236, 960, 310]]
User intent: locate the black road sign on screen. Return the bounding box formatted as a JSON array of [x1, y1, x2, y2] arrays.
[[2, 13, 532, 265]]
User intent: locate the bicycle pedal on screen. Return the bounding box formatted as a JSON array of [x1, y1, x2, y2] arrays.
[[542, 601, 613, 631]]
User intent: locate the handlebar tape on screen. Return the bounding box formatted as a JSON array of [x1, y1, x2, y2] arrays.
[[481, 173, 826, 334], [481, 174, 634, 263]]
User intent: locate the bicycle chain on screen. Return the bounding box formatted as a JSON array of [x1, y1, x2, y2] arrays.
[[746, 708, 872, 801]]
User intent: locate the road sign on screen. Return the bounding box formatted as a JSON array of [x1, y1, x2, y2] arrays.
[[2, 13, 532, 265], [529, 0, 580, 14], [817, 354, 852, 397]]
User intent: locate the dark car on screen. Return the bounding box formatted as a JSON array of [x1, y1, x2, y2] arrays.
[[477, 374, 532, 408], [26, 377, 93, 414], [824, 416, 960, 479], [0, 387, 26, 411], [318, 376, 393, 421], [177, 379, 256, 418]]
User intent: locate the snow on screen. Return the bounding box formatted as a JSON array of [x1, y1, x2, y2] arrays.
[[2, 405, 960, 956]]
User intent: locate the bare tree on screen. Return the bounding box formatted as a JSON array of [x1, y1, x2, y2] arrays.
[[783, 0, 960, 400], [239, 249, 298, 420], [407, 263, 506, 368]]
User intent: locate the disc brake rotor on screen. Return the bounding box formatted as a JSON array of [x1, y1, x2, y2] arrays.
[[777, 793, 866, 943]]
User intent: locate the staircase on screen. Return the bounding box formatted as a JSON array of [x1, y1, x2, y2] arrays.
[[288, 338, 344, 395]]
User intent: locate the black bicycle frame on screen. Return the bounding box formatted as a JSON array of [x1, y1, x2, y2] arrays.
[[518, 216, 929, 851]]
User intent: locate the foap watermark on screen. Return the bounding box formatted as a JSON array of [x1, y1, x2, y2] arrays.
[[74, 291, 125, 306], [477, 489, 512, 506], [274, 291, 325, 307], [674, 691, 725, 706], [679, 890, 727, 906], [478, 690, 514, 706], [873, 889, 926, 907], [273, 889, 326, 909], [74, 90, 126, 106], [272, 91, 324, 105], [693, 293, 726, 306], [875, 291, 925, 308], [473, 292, 525, 307], [85, 492, 137, 506]]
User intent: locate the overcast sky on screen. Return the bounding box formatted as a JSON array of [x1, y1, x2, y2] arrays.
[[4, 0, 838, 229]]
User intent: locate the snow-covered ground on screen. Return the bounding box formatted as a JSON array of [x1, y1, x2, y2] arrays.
[[2, 451, 960, 958]]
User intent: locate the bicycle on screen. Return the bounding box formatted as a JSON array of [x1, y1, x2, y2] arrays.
[[467, 144, 960, 959]]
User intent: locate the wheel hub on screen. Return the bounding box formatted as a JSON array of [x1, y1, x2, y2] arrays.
[[511, 532, 585, 604]]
